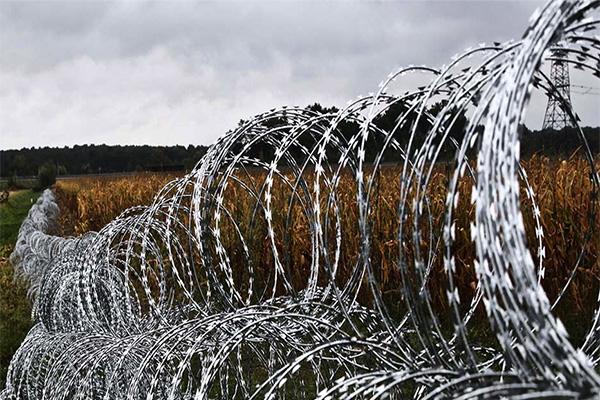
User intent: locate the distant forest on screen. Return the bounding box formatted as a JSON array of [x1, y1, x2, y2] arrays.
[[0, 144, 208, 178], [1, 102, 598, 179]]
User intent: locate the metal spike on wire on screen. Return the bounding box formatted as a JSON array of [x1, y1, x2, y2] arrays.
[[2, 0, 600, 398]]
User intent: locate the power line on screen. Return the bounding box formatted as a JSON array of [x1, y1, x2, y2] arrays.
[[570, 84, 600, 95]]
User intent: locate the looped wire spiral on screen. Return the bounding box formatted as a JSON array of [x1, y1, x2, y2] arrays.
[[2, 0, 600, 398]]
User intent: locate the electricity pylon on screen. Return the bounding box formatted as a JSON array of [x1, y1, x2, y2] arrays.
[[542, 50, 574, 130]]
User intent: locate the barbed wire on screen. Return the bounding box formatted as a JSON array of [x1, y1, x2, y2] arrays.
[[2, 0, 600, 398]]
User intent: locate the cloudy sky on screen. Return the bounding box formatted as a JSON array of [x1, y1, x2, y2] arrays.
[[1, 0, 597, 151]]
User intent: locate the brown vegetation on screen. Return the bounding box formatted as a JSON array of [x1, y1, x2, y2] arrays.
[[55, 173, 179, 236], [54, 156, 600, 343]]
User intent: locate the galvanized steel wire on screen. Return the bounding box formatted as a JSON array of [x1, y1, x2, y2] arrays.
[[2, 0, 600, 398]]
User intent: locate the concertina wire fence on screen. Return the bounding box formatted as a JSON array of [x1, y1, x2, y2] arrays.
[[3, 0, 600, 398]]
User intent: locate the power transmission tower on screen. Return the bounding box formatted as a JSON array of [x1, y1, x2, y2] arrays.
[[542, 50, 574, 130]]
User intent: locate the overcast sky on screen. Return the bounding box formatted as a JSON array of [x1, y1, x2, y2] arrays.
[[1, 0, 597, 151]]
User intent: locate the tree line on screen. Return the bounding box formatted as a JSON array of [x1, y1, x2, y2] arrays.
[[1, 103, 598, 181], [1, 144, 208, 179], [230, 102, 599, 164]]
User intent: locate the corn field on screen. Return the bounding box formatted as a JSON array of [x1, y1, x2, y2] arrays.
[[55, 173, 179, 235], [53, 156, 600, 344], [3, 1, 600, 398]]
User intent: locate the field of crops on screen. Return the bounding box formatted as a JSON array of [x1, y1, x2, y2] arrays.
[[52, 155, 600, 344], [54, 173, 180, 236]]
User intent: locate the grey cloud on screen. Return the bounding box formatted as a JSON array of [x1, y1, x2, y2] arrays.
[[7, 0, 590, 151], [1, 1, 542, 72], [1, 1, 111, 34]]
